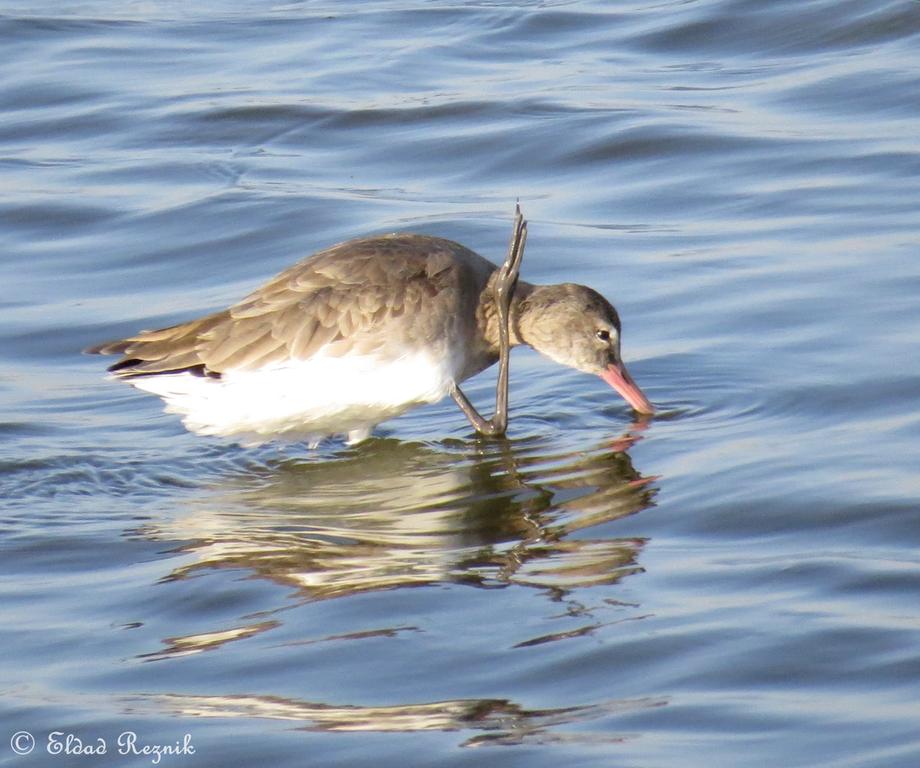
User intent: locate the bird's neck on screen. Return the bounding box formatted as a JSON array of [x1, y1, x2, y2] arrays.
[[477, 279, 549, 352]]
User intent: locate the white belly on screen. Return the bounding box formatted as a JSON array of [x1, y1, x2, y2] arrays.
[[128, 351, 456, 445]]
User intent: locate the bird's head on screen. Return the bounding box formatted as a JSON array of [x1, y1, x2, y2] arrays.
[[517, 283, 654, 415]]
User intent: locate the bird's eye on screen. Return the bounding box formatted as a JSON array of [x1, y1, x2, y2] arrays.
[[595, 329, 611, 341]]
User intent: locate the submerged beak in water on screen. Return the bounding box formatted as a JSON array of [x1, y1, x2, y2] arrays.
[[600, 362, 655, 415]]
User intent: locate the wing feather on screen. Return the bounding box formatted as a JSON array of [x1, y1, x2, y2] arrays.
[[88, 234, 494, 378]]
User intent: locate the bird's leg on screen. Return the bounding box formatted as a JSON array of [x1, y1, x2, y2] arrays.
[[491, 204, 528, 434], [451, 205, 527, 437]]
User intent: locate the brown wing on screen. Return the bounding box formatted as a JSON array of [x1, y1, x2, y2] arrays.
[[87, 235, 494, 379]]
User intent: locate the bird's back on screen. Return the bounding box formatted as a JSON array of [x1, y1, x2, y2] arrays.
[[90, 234, 498, 378]]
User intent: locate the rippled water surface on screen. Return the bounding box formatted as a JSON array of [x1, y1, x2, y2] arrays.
[[3, 1, 920, 766]]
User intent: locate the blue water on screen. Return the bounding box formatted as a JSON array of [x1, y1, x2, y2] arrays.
[[2, 2, 920, 766]]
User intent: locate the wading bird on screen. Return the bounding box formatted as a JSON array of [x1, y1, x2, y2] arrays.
[[89, 207, 653, 445]]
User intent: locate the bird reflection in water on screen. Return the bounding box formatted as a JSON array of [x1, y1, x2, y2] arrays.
[[130, 426, 662, 743], [131, 690, 667, 747], [137, 423, 657, 608]]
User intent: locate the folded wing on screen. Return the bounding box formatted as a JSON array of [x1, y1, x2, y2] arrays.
[[87, 235, 478, 379]]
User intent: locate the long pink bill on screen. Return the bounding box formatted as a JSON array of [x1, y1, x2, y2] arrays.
[[599, 362, 655, 415]]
